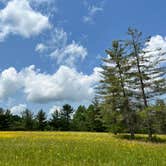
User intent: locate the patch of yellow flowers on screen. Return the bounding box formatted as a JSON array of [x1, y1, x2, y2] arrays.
[[0, 132, 166, 165]]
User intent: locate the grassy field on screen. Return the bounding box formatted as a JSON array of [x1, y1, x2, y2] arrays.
[[0, 132, 166, 166]]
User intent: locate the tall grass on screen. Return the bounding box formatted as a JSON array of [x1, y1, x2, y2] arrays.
[[0, 132, 166, 166]]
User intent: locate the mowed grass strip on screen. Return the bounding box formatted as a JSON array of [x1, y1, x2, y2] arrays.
[[0, 132, 166, 166]]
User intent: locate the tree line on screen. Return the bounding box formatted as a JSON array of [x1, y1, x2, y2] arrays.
[[1, 98, 166, 139], [0, 102, 104, 132], [1, 28, 166, 141]]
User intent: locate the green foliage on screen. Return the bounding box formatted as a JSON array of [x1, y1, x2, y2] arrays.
[[60, 104, 74, 131], [97, 28, 166, 140], [72, 105, 87, 131], [36, 109, 47, 131], [50, 110, 61, 130], [22, 109, 34, 130]]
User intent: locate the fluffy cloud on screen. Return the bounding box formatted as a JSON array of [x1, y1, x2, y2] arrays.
[[10, 104, 27, 115], [36, 28, 87, 67], [49, 41, 87, 67], [145, 35, 166, 51], [0, 67, 22, 99], [144, 35, 166, 59], [143, 35, 166, 68], [0, 0, 50, 41], [22, 65, 100, 103], [0, 65, 101, 103]]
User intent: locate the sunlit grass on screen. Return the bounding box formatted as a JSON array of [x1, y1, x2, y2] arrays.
[[0, 132, 166, 166]]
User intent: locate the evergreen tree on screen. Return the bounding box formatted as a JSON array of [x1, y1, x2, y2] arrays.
[[22, 109, 34, 130], [127, 28, 166, 140], [50, 110, 60, 130], [97, 41, 124, 134], [60, 104, 73, 131], [72, 105, 87, 131], [98, 40, 137, 138], [11, 115, 23, 130], [92, 98, 105, 132], [3, 110, 12, 130], [36, 109, 47, 131], [153, 100, 166, 134], [85, 105, 96, 131]]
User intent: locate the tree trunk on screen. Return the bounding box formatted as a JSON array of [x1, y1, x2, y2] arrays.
[[130, 127, 135, 139], [133, 43, 148, 108], [148, 119, 153, 141]]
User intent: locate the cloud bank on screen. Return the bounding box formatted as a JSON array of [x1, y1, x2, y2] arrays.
[[0, 65, 101, 103]]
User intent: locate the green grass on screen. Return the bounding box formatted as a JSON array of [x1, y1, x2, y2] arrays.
[[0, 132, 166, 166]]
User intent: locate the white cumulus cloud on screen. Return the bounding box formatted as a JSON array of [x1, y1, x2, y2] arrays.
[[21, 65, 100, 103], [0, 67, 22, 99], [0, 0, 50, 41], [0, 65, 101, 103]]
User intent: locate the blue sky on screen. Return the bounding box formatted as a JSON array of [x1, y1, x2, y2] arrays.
[[0, 0, 166, 115]]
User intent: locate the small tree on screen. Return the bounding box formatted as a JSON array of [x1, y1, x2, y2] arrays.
[[72, 105, 87, 131], [50, 110, 60, 130], [22, 109, 34, 130], [60, 104, 73, 131], [36, 109, 47, 131]]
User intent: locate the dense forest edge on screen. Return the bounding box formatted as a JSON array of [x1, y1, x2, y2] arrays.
[[1, 28, 166, 142]]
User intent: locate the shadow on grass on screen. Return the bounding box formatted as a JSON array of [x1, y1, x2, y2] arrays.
[[114, 134, 166, 144]]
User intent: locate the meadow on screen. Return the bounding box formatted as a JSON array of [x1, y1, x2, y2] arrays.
[[0, 132, 166, 166]]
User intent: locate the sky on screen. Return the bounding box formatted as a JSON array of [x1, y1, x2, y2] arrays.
[[0, 0, 166, 115]]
